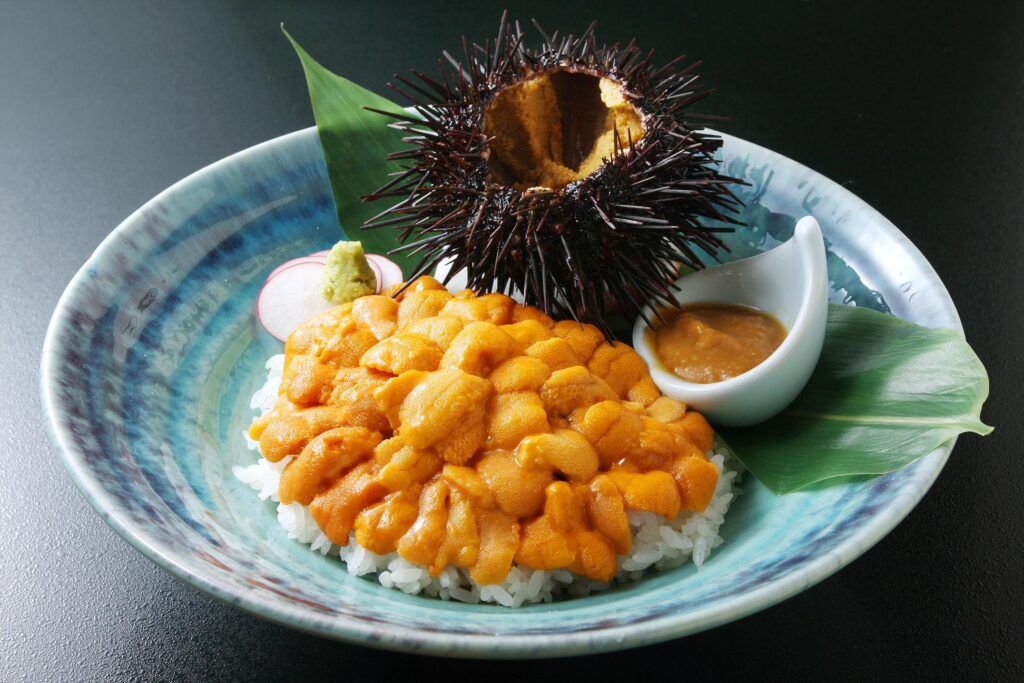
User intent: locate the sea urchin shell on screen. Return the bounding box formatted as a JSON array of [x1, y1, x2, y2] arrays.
[[362, 13, 743, 334]]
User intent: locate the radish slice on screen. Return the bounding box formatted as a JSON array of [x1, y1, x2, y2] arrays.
[[365, 253, 404, 291], [267, 255, 327, 282], [366, 259, 384, 293], [257, 261, 334, 342]]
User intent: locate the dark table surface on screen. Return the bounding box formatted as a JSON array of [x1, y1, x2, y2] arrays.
[[2, 0, 1021, 680]]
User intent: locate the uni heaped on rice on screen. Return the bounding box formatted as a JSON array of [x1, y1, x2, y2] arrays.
[[235, 353, 741, 607]]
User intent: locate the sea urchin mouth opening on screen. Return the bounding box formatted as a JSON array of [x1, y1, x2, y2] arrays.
[[482, 70, 645, 191]]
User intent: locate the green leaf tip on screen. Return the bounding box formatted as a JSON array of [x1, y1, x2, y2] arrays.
[[283, 27, 416, 270]]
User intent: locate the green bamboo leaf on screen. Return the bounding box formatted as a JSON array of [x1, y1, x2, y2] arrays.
[[283, 26, 416, 270], [719, 304, 993, 494]]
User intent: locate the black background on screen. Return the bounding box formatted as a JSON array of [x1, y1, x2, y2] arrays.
[[2, 1, 1021, 680]]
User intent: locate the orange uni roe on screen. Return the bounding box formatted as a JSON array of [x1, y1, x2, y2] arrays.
[[248, 277, 718, 584]]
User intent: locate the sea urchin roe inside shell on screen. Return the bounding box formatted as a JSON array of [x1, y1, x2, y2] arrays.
[[483, 70, 645, 191], [257, 279, 719, 583]]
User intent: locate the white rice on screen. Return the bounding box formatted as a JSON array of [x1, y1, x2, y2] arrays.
[[234, 354, 741, 606]]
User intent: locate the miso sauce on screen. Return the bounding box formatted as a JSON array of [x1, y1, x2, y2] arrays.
[[648, 303, 787, 384]]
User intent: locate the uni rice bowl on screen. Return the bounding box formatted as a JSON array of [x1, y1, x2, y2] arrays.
[[235, 347, 741, 607]]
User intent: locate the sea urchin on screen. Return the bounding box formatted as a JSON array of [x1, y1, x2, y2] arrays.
[[363, 14, 743, 334]]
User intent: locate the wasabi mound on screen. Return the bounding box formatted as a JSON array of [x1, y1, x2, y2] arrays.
[[321, 241, 376, 304]]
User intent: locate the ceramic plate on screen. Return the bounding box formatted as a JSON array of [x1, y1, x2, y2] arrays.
[[42, 127, 960, 657]]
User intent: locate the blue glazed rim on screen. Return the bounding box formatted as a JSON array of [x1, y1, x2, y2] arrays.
[[41, 127, 961, 658]]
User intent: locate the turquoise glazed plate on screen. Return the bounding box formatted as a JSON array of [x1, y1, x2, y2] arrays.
[[42, 127, 961, 658]]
